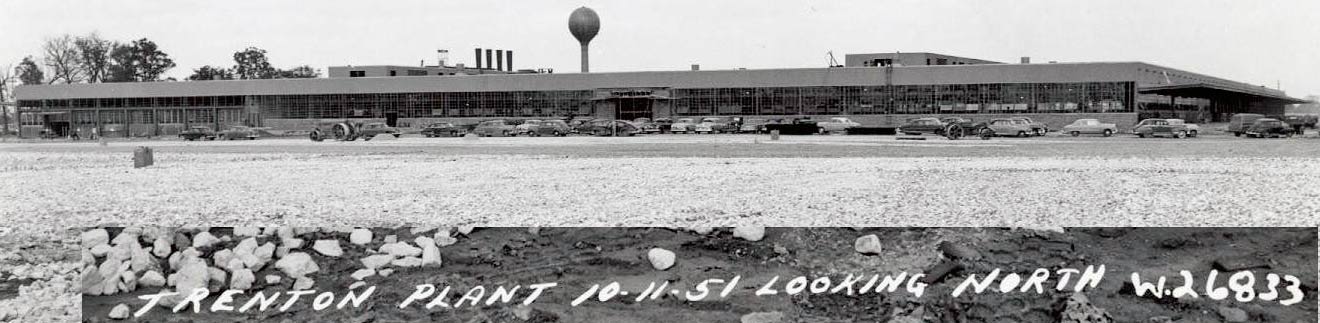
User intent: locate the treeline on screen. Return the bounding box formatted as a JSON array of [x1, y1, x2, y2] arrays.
[[6, 33, 322, 87]]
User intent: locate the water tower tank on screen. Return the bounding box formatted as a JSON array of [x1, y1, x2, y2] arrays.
[[568, 7, 600, 73]]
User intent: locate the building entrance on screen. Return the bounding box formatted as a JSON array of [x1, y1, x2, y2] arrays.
[[616, 98, 653, 121]]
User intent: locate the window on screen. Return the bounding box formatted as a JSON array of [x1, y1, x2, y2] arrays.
[[389, 71, 397, 76], [349, 71, 366, 77]]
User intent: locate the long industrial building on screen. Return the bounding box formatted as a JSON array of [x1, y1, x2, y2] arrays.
[[13, 52, 1308, 138]]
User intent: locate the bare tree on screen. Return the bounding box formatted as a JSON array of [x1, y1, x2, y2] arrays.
[[0, 65, 14, 136], [75, 33, 114, 83], [42, 34, 84, 84]]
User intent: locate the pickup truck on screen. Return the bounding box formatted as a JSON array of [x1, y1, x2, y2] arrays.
[[817, 117, 861, 134]]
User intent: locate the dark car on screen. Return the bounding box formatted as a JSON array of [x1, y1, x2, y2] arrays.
[[653, 118, 675, 133], [1245, 118, 1295, 138], [897, 118, 945, 135], [580, 119, 639, 136], [420, 123, 464, 137], [178, 126, 216, 141], [217, 126, 260, 140], [531, 120, 572, 136]]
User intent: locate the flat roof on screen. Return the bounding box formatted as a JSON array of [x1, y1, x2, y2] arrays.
[[1139, 83, 1310, 104]]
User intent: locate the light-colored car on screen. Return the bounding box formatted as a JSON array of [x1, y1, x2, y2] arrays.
[[694, 117, 736, 134], [1061, 119, 1117, 137], [740, 118, 770, 133], [634, 118, 662, 133], [217, 126, 260, 140], [354, 123, 400, 141], [1165, 119, 1199, 137], [472, 119, 518, 137], [817, 117, 861, 134], [670, 118, 697, 134], [1132, 119, 1189, 138], [1010, 117, 1049, 136], [984, 119, 1034, 137], [515, 120, 543, 135]]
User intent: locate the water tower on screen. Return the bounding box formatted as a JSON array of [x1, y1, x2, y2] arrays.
[[568, 7, 600, 73]]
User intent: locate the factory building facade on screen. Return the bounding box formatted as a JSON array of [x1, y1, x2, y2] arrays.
[[13, 53, 1307, 138]]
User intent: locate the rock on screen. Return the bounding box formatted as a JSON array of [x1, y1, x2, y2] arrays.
[[457, 226, 476, 235], [854, 235, 883, 255], [384, 235, 397, 244], [282, 238, 305, 249], [277, 227, 296, 241], [528, 227, 541, 235], [688, 227, 715, 235], [415, 237, 435, 248], [293, 276, 315, 290], [380, 242, 423, 258], [169, 261, 209, 305], [1218, 307, 1247, 323], [435, 234, 458, 247], [254, 242, 276, 264], [120, 270, 138, 292], [172, 232, 191, 253], [512, 305, 533, 320], [111, 230, 139, 247], [139, 270, 166, 287], [212, 249, 234, 270], [740, 311, 784, 323], [378, 269, 394, 277], [409, 227, 434, 235], [82, 229, 110, 249], [392, 257, 422, 267], [108, 304, 131, 320], [232, 227, 261, 237], [274, 252, 320, 278], [312, 240, 344, 257], [129, 244, 157, 273], [361, 255, 394, 270], [152, 238, 172, 258], [732, 226, 766, 241], [349, 281, 367, 289], [937, 241, 981, 260], [233, 238, 258, 257], [90, 244, 113, 257], [349, 229, 372, 245], [351, 269, 375, 280], [191, 231, 221, 249], [1058, 292, 1113, 323], [265, 275, 281, 285], [208, 267, 228, 292], [230, 269, 255, 290], [421, 243, 442, 267], [647, 248, 676, 270]]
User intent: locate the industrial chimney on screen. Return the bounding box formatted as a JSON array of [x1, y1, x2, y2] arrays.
[[475, 48, 483, 70], [1020, 57, 1031, 64], [568, 7, 600, 73], [496, 50, 504, 71], [506, 51, 513, 71]]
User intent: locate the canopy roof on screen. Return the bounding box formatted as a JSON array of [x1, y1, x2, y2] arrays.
[[1139, 83, 1310, 105]]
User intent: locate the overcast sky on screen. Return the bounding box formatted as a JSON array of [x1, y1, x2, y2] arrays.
[[3, 0, 1317, 97]]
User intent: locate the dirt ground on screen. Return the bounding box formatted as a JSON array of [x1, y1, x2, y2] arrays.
[[78, 227, 1317, 323]]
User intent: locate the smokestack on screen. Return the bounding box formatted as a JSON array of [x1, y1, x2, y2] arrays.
[[691, 64, 700, 71], [1020, 57, 1031, 64], [485, 49, 493, 69], [506, 51, 513, 71], [475, 48, 482, 70], [496, 50, 504, 71]]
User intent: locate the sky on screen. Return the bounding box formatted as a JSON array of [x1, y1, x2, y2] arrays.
[[2, 0, 1318, 97]]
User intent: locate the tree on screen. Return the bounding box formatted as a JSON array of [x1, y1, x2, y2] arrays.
[[0, 65, 14, 136], [75, 33, 114, 83], [232, 47, 275, 80], [105, 38, 176, 82], [188, 65, 234, 81], [16, 57, 44, 85], [276, 65, 320, 79], [42, 34, 84, 84]]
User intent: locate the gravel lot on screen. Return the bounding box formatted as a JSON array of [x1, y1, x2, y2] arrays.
[[2, 134, 1317, 233]]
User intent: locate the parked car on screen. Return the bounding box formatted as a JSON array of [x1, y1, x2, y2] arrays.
[[670, 118, 698, 134], [515, 120, 543, 135], [1010, 117, 1049, 136], [217, 126, 260, 140], [580, 119, 639, 136], [817, 117, 861, 134], [420, 123, 464, 137], [1061, 119, 1117, 137], [740, 118, 770, 133], [1244, 118, 1295, 138], [897, 118, 945, 135], [634, 118, 662, 134], [1227, 113, 1265, 137], [531, 120, 572, 136], [354, 122, 401, 140], [1132, 119, 1190, 138], [1164, 119, 1200, 137], [1280, 115, 1309, 134], [653, 118, 675, 133], [984, 118, 1035, 137], [472, 119, 518, 137], [178, 126, 216, 141], [694, 117, 737, 134]]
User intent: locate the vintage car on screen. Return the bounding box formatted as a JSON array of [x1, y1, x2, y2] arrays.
[[178, 126, 217, 141], [1010, 117, 1049, 136], [817, 117, 861, 134], [1227, 113, 1265, 137], [897, 118, 946, 135], [217, 126, 260, 140], [580, 119, 640, 136], [652, 118, 674, 133], [472, 119, 519, 137], [355, 123, 401, 140], [633, 118, 662, 134], [1164, 119, 1200, 137], [1244, 118, 1295, 138], [740, 118, 770, 133], [670, 118, 698, 134], [309, 121, 397, 141], [420, 123, 464, 137], [984, 118, 1035, 137], [1061, 119, 1117, 137], [694, 117, 737, 134], [514, 120, 543, 135], [1132, 119, 1190, 138], [531, 120, 572, 136]]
